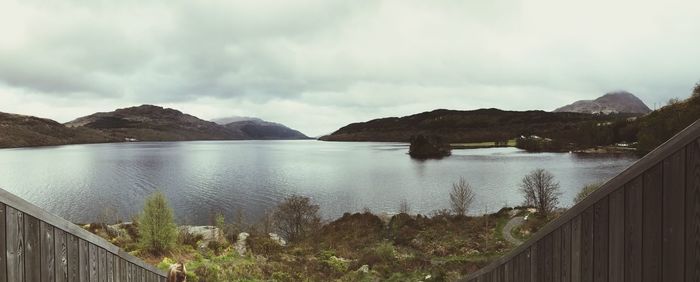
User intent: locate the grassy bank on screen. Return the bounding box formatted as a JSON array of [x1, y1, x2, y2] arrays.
[[83, 207, 549, 281], [450, 139, 516, 149]]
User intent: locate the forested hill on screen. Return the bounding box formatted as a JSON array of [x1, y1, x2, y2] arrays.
[[319, 108, 632, 144], [632, 87, 700, 153]]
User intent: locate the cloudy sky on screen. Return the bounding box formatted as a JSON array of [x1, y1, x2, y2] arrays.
[[0, 0, 698, 136]]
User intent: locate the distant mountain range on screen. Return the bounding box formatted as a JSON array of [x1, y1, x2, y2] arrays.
[[0, 105, 309, 148], [319, 108, 628, 143], [0, 112, 112, 148], [321, 91, 652, 144], [554, 91, 651, 114]]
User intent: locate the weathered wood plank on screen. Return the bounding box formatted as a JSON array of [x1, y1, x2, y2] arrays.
[[609, 188, 625, 282], [504, 260, 511, 282], [107, 253, 114, 282], [687, 139, 700, 282], [114, 256, 120, 282], [562, 221, 571, 282], [663, 149, 685, 282], [625, 176, 643, 282], [0, 204, 6, 282], [40, 221, 55, 282], [67, 234, 80, 282], [544, 234, 552, 282], [55, 228, 68, 282], [98, 248, 107, 282], [24, 215, 41, 282], [79, 239, 89, 282], [594, 197, 609, 282], [571, 215, 581, 282], [553, 228, 561, 281], [643, 164, 663, 282], [580, 207, 593, 282], [530, 244, 537, 282], [6, 206, 24, 282], [121, 259, 127, 282], [0, 188, 167, 277], [89, 243, 98, 282]]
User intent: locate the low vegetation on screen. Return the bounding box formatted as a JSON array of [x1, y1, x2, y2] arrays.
[[83, 173, 563, 281]]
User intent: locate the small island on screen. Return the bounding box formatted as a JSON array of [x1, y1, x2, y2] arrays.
[[408, 135, 452, 159]]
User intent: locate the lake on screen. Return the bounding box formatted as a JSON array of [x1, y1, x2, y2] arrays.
[[0, 141, 637, 225]]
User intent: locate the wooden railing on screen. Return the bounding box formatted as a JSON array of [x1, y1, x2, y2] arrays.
[[0, 188, 167, 282], [463, 119, 700, 282]]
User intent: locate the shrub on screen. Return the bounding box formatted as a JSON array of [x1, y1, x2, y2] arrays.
[[138, 192, 177, 255], [574, 182, 602, 204], [450, 177, 476, 216], [177, 229, 203, 249], [519, 169, 561, 217], [273, 195, 321, 242]]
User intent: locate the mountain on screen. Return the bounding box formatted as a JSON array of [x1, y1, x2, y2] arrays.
[[65, 105, 246, 141], [214, 118, 310, 140], [211, 116, 262, 124], [319, 108, 625, 144], [554, 91, 651, 114], [62, 105, 309, 142], [0, 112, 113, 148]]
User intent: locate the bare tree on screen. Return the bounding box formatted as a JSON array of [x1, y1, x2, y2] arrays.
[[272, 195, 321, 242], [450, 177, 475, 216], [519, 169, 561, 216], [398, 199, 411, 214]]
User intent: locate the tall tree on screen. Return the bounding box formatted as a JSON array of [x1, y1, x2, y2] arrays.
[[519, 169, 561, 217], [138, 192, 177, 254]]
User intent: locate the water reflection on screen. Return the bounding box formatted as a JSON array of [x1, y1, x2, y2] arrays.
[[0, 141, 636, 224]]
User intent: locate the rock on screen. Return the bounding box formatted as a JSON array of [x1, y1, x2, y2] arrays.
[[235, 232, 250, 256], [179, 225, 221, 241], [408, 135, 451, 159], [268, 233, 287, 246], [357, 265, 369, 273]]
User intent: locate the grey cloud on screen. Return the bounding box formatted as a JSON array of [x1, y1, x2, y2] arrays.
[[0, 0, 699, 136]]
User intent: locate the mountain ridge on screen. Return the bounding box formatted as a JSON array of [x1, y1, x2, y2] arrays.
[[554, 91, 651, 114], [0, 105, 309, 148]]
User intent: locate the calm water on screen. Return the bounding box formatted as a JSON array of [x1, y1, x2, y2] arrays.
[[0, 141, 637, 224]]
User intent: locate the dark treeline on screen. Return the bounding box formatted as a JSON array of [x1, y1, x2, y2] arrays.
[[517, 84, 700, 154]]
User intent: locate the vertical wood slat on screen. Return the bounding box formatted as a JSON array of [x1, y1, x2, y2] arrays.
[[0, 204, 6, 282], [543, 234, 552, 282], [687, 139, 700, 282], [571, 215, 581, 282], [89, 243, 98, 282], [121, 259, 127, 282], [643, 164, 663, 282], [79, 239, 89, 282], [562, 221, 571, 282], [55, 228, 68, 282], [625, 176, 643, 282], [663, 149, 685, 282], [7, 206, 24, 282], [580, 207, 594, 282], [67, 234, 80, 282], [24, 215, 40, 282], [98, 248, 107, 282], [40, 221, 55, 282], [553, 228, 561, 281], [609, 188, 625, 282], [530, 243, 537, 282], [107, 253, 114, 282], [594, 197, 609, 282], [114, 256, 120, 282]]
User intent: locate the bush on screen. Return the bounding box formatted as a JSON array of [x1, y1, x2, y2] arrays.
[[138, 192, 177, 255], [519, 169, 561, 217], [273, 195, 321, 242], [178, 229, 203, 249], [574, 182, 602, 204]]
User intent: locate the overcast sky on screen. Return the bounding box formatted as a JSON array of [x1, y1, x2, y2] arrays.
[[1, 0, 698, 136]]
